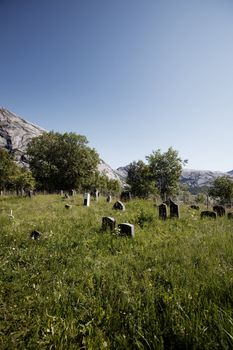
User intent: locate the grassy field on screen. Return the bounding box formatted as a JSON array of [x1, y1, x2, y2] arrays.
[[0, 194, 233, 349]]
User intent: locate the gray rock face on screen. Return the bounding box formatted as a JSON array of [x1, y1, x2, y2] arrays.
[[0, 107, 45, 165], [0, 108, 123, 184]]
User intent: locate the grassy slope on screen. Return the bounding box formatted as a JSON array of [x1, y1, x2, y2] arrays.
[[0, 195, 232, 349]]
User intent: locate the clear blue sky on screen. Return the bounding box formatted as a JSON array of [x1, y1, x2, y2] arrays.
[[1, 0, 233, 171]]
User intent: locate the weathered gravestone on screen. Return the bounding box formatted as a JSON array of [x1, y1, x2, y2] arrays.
[[64, 193, 70, 199], [83, 193, 90, 206], [106, 195, 112, 203], [170, 201, 180, 219], [190, 205, 200, 210], [65, 204, 72, 209], [213, 205, 225, 217], [30, 230, 42, 240], [200, 210, 217, 219], [112, 201, 125, 211], [120, 191, 132, 201], [102, 217, 116, 231], [227, 212, 233, 219], [28, 190, 33, 198], [60, 190, 64, 196], [159, 203, 168, 220], [118, 223, 135, 238], [69, 189, 75, 196]]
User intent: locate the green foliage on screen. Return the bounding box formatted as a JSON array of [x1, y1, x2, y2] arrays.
[[127, 160, 157, 198], [146, 147, 186, 200], [0, 149, 35, 191], [27, 131, 100, 192], [0, 149, 17, 190], [209, 176, 233, 203], [195, 192, 207, 204], [92, 173, 122, 195], [0, 195, 232, 349]]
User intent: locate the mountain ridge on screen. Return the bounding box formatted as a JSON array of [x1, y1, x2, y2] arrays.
[[1, 107, 232, 189]]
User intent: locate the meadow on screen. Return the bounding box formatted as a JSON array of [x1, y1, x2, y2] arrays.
[[0, 194, 232, 349]]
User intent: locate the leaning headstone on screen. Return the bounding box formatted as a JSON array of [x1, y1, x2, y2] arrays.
[[102, 217, 116, 231], [83, 193, 90, 206], [200, 210, 217, 219], [120, 191, 132, 202], [159, 203, 168, 220], [118, 223, 135, 238], [69, 189, 75, 196], [65, 204, 72, 209], [170, 201, 180, 218], [106, 195, 112, 203], [190, 205, 200, 210], [213, 205, 225, 217], [227, 212, 233, 219], [30, 230, 42, 240], [64, 193, 70, 199], [112, 201, 125, 211]]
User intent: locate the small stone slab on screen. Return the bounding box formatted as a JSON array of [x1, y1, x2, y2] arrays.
[[65, 204, 72, 209], [83, 193, 90, 206], [200, 210, 217, 219], [170, 201, 180, 219], [30, 230, 42, 240], [112, 201, 125, 211], [120, 191, 132, 201], [158, 203, 168, 220], [190, 205, 200, 210], [102, 217, 116, 231], [118, 223, 135, 238], [213, 205, 225, 217], [106, 195, 112, 203]]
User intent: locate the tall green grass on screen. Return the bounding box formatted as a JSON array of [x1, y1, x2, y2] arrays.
[[0, 195, 232, 349]]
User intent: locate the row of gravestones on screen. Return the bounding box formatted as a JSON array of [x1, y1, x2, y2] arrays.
[[158, 201, 180, 220], [102, 217, 134, 238]]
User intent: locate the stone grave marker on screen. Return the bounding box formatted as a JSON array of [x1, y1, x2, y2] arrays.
[[200, 210, 217, 219], [118, 223, 135, 238], [159, 203, 168, 220], [30, 230, 42, 240], [65, 204, 72, 209], [106, 195, 112, 203], [120, 191, 132, 202], [83, 193, 90, 206], [112, 201, 125, 211], [170, 201, 180, 218], [213, 205, 225, 217], [102, 217, 116, 231], [190, 205, 200, 210]]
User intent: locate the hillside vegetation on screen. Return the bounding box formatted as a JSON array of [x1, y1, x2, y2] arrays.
[[0, 195, 233, 349]]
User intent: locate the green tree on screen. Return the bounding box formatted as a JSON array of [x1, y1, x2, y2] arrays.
[[209, 176, 233, 203], [27, 132, 100, 192], [146, 147, 186, 200], [0, 149, 18, 190], [127, 160, 157, 198]]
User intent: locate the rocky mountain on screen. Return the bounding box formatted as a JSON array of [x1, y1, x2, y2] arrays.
[[1, 107, 232, 190], [0, 107, 45, 165], [0, 107, 122, 182]]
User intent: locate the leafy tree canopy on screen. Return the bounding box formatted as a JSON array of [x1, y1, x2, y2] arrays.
[[146, 147, 187, 200], [127, 160, 157, 198], [27, 131, 100, 192], [0, 149, 35, 191], [209, 176, 233, 203]]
